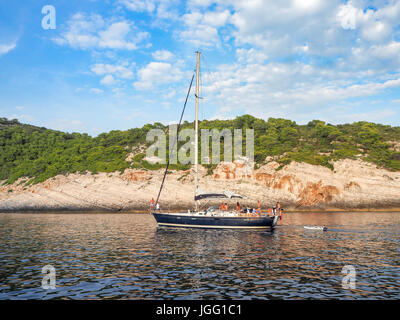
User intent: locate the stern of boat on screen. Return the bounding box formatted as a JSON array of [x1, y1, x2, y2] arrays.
[[272, 215, 279, 228]]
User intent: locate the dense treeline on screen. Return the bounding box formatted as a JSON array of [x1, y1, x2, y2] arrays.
[[0, 117, 159, 184], [0, 115, 400, 185]]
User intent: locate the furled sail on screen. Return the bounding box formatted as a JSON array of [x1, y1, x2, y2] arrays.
[[195, 189, 246, 201]]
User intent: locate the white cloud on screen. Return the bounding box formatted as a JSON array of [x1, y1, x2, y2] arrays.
[[236, 48, 268, 64], [361, 20, 391, 42], [202, 10, 231, 28], [292, 0, 323, 13], [178, 9, 231, 46], [155, 0, 180, 20], [119, 0, 155, 12], [229, 0, 345, 58], [187, 0, 215, 8], [152, 50, 174, 61], [198, 56, 400, 123], [179, 24, 219, 47], [98, 22, 134, 49], [53, 13, 149, 50], [376, 0, 400, 24], [187, 0, 399, 76], [337, 1, 358, 30], [38, 1, 400, 126], [134, 61, 183, 90], [120, 0, 179, 21], [91, 62, 134, 87], [349, 41, 400, 71], [91, 63, 134, 79], [0, 41, 17, 56], [163, 89, 176, 99], [100, 74, 116, 85], [337, 1, 399, 44]]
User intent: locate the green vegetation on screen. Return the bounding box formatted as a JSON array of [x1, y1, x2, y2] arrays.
[[0, 117, 156, 184], [1, 115, 399, 185]]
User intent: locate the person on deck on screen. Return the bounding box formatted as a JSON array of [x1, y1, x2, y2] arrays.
[[149, 197, 155, 211], [236, 202, 241, 212], [277, 202, 283, 221], [219, 203, 224, 211], [256, 200, 262, 216]]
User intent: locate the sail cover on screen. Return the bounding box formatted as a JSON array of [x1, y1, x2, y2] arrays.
[[195, 189, 246, 201]]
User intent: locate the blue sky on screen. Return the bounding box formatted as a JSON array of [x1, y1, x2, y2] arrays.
[[1, 0, 400, 136]]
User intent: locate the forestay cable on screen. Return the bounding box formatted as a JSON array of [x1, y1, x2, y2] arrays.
[[154, 74, 195, 209]]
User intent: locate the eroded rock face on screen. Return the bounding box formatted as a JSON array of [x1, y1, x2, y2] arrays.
[[1, 159, 400, 211], [296, 181, 340, 206], [254, 167, 339, 206], [214, 160, 253, 180], [344, 181, 361, 191]]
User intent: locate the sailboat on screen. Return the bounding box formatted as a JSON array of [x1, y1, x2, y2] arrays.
[[152, 51, 279, 229]]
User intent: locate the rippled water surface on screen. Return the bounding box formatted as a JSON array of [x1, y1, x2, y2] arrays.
[[0, 212, 399, 299]]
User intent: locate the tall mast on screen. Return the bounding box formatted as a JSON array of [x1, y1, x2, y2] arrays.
[[194, 51, 200, 211]]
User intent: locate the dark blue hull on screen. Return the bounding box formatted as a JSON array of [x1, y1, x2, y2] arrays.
[[152, 213, 278, 229]]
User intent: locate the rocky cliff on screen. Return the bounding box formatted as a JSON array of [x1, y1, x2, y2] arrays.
[[1, 159, 400, 212]]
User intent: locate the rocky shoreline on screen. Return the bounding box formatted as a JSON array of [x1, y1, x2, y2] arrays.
[[1, 159, 400, 213], [2, 206, 400, 213]]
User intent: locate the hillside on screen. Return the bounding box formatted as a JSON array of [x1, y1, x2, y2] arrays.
[[1, 115, 400, 211], [1, 115, 400, 187], [1, 159, 400, 212]]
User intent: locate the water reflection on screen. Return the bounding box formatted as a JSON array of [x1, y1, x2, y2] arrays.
[[0, 212, 399, 299]]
